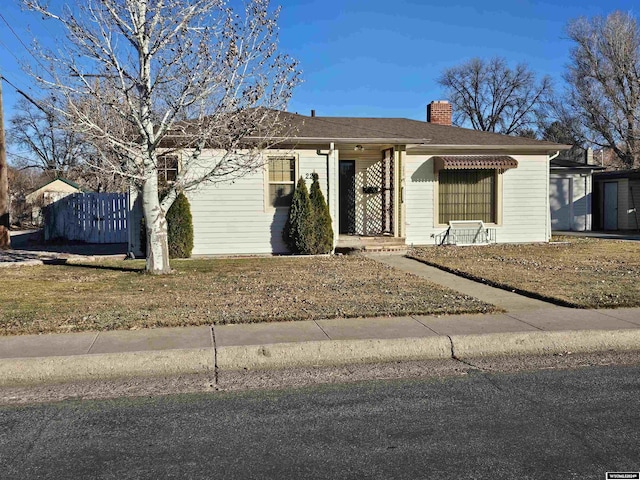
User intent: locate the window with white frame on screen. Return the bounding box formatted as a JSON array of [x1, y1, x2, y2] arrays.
[[267, 156, 296, 207], [158, 154, 179, 183]]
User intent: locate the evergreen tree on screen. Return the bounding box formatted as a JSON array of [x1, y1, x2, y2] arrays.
[[309, 172, 334, 254], [283, 177, 314, 254], [166, 193, 194, 259]]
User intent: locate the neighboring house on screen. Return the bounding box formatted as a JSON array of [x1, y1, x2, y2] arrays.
[[592, 170, 640, 231], [130, 101, 570, 256], [549, 148, 605, 232], [25, 177, 86, 225]]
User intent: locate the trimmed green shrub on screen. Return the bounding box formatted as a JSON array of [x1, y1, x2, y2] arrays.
[[166, 193, 194, 259], [309, 172, 334, 254], [283, 177, 314, 254], [138, 193, 194, 259]]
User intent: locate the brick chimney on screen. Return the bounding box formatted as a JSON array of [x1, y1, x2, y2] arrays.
[[427, 100, 452, 126]]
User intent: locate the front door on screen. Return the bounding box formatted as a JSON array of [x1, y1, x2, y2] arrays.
[[603, 182, 618, 230], [339, 160, 356, 234]]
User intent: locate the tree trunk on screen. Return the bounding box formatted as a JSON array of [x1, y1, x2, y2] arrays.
[[142, 176, 171, 274], [0, 77, 10, 250]]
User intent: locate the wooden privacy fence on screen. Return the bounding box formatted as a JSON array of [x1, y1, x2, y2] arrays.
[[43, 192, 130, 244]]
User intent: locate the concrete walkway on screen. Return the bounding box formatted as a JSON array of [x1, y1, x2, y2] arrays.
[[372, 255, 552, 312], [1, 254, 640, 386]]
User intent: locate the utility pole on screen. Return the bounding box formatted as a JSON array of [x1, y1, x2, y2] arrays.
[[0, 74, 10, 249]]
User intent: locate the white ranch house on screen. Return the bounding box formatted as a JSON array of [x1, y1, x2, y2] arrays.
[[131, 101, 570, 256]]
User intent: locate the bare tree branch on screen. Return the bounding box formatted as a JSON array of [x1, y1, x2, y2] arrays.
[[564, 11, 640, 168], [438, 57, 553, 136], [21, 0, 300, 273]]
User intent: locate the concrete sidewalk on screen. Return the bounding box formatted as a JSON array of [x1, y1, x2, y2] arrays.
[[1, 255, 639, 386], [2, 307, 640, 386]]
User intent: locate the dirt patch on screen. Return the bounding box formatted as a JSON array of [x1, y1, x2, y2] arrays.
[[0, 255, 495, 336], [408, 237, 640, 308]]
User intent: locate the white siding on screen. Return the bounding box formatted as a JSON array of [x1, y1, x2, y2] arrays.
[[404, 154, 436, 245], [405, 153, 550, 245], [187, 149, 328, 255], [571, 174, 590, 231], [183, 148, 554, 254], [550, 172, 593, 231], [500, 156, 549, 242]]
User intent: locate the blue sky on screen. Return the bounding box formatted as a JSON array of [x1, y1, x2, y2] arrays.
[[0, 0, 637, 127]]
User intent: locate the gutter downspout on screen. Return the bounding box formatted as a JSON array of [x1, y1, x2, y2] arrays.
[[547, 151, 560, 241]]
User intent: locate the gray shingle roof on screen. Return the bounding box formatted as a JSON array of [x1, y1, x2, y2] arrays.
[[280, 111, 568, 148], [550, 158, 605, 170], [594, 169, 640, 180]]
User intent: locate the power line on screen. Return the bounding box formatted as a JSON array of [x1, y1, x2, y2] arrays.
[[0, 75, 48, 114], [0, 38, 25, 66], [0, 12, 50, 74]]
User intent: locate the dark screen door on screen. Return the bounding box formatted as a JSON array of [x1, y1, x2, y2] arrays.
[[339, 161, 356, 234]]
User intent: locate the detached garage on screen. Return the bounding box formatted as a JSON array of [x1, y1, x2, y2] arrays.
[[593, 170, 640, 231], [549, 155, 603, 232]]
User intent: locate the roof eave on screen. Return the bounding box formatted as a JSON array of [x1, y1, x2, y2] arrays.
[[256, 137, 572, 152], [245, 136, 431, 145], [406, 144, 573, 153], [550, 165, 607, 171]]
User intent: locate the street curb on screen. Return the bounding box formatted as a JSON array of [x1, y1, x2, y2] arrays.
[[451, 329, 640, 358], [0, 348, 213, 387], [216, 337, 453, 370], [2, 330, 640, 386]]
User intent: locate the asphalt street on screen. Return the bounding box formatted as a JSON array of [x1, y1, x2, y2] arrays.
[[2, 362, 640, 479]]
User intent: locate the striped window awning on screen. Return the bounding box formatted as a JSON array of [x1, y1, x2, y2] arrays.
[[433, 156, 519, 171]]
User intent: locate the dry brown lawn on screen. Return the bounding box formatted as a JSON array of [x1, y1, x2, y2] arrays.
[[409, 236, 640, 308], [1, 255, 495, 336]]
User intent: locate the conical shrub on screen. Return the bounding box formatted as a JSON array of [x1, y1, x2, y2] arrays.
[[166, 193, 194, 259], [309, 172, 334, 254], [283, 177, 314, 254]]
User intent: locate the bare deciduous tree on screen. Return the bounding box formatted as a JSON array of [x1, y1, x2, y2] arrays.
[[22, 0, 300, 273], [8, 96, 122, 195], [8, 96, 86, 176], [565, 11, 640, 169], [7, 165, 41, 226], [438, 57, 552, 136], [9, 94, 131, 192]]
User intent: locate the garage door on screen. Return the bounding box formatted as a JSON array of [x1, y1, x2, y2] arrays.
[[550, 177, 572, 231]]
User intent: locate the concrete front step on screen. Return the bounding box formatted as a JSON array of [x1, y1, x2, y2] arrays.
[[335, 236, 407, 255], [337, 235, 406, 247], [362, 248, 408, 256], [365, 244, 407, 251]]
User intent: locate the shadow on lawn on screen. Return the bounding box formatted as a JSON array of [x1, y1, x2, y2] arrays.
[[52, 259, 145, 273]]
